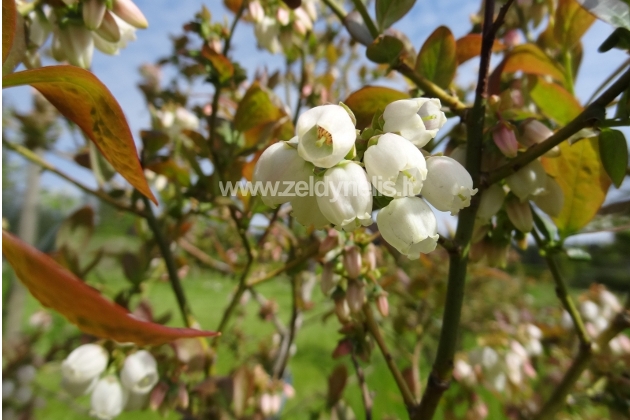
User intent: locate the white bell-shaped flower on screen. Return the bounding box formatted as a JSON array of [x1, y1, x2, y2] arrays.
[[61, 344, 109, 397], [254, 16, 281, 54], [506, 196, 533, 232], [253, 139, 314, 208], [364, 133, 427, 197], [120, 351, 158, 394], [58, 24, 94, 68], [83, 0, 107, 30], [297, 105, 356, 168], [316, 161, 373, 230], [506, 159, 547, 201], [422, 156, 477, 215], [383, 98, 447, 147], [476, 183, 505, 221], [377, 197, 439, 259], [90, 376, 126, 420], [289, 195, 330, 229], [93, 14, 137, 56], [28, 10, 51, 47]]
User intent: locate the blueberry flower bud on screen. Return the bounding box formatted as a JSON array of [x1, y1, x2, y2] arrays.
[[297, 105, 357, 168], [61, 344, 109, 397], [492, 123, 519, 158], [383, 98, 447, 147], [506, 159, 547, 201], [422, 156, 477, 215], [364, 133, 427, 197], [112, 0, 148, 29], [506, 196, 533, 232], [377, 197, 439, 259], [120, 350, 158, 394], [476, 183, 505, 221], [90, 376, 125, 420], [83, 0, 107, 30]]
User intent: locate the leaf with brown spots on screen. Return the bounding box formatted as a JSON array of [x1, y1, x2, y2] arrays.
[[2, 231, 218, 345], [2, 66, 156, 203]]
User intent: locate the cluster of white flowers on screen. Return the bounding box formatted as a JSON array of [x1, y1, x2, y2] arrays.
[[23, 0, 146, 69], [563, 287, 630, 354], [155, 106, 200, 134], [455, 335, 539, 395], [248, 0, 317, 54], [253, 99, 476, 259], [61, 344, 158, 420]]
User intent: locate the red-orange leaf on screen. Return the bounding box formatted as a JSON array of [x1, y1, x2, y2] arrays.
[[2, 0, 16, 65], [2, 66, 156, 203], [2, 231, 218, 345], [455, 33, 506, 64]]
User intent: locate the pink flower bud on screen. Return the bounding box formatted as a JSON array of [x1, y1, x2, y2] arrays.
[[248, 1, 264, 23], [363, 243, 377, 271], [343, 246, 362, 279], [506, 196, 533, 233], [83, 0, 107, 30], [320, 262, 336, 295], [334, 296, 351, 323], [319, 229, 339, 255], [492, 123, 519, 158], [503, 29, 522, 47], [176, 383, 189, 409], [346, 280, 365, 313], [112, 0, 148, 29], [149, 382, 169, 411], [376, 294, 389, 317], [276, 8, 290, 26], [519, 119, 560, 157]]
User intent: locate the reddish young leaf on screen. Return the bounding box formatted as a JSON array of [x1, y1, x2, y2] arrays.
[[2, 231, 218, 345], [455, 34, 505, 64], [501, 44, 565, 82], [555, 0, 595, 49], [201, 44, 234, 84], [2, 66, 156, 204], [416, 26, 457, 89], [2, 0, 16, 64], [344, 86, 409, 129], [542, 138, 611, 237]]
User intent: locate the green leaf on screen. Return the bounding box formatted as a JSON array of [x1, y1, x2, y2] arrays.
[[344, 86, 409, 129], [599, 129, 628, 188], [529, 76, 582, 125], [233, 82, 293, 148], [501, 44, 566, 83], [375, 0, 416, 31], [542, 138, 612, 237], [555, 0, 596, 49], [366, 34, 404, 65], [599, 27, 630, 51], [615, 85, 630, 119], [3, 66, 156, 203], [415, 26, 457, 89], [2, 0, 16, 65], [578, 0, 630, 30]]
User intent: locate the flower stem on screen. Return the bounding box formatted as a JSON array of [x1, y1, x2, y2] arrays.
[[349, 0, 380, 39]]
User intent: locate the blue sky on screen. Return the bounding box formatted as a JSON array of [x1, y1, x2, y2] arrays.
[[2, 0, 628, 241]]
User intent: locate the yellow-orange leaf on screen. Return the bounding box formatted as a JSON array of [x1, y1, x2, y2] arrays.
[[2, 0, 16, 64], [455, 34, 505, 64], [542, 138, 611, 237], [344, 86, 409, 129], [2, 231, 218, 345], [2, 66, 156, 203], [502, 44, 565, 82]]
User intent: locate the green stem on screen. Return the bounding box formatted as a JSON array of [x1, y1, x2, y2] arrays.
[[414, 1, 516, 418], [141, 195, 193, 327], [487, 66, 630, 185], [363, 304, 417, 411], [563, 49, 575, 96], [2, 140, 144, 217], [349, 0, 380, 39], [321, 0, 346, 23], [530, 227, 591, 346]]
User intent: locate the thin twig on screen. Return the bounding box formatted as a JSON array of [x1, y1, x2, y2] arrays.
[[178, 238, 233, 274], [487, 66, 630, 185], [349, 0, 379, 39], [351, 350, 373, 420], [272, 273, 300, 380], [363, 304, 417, 411], [2, 140, 144, 217], [415, 1, 512, 418], [586, 57, 630, 104], [246, 242, 319, 287], [257, 207, 281, 247], [531, 226, 591, 345], [141, 195, 193, 327]]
